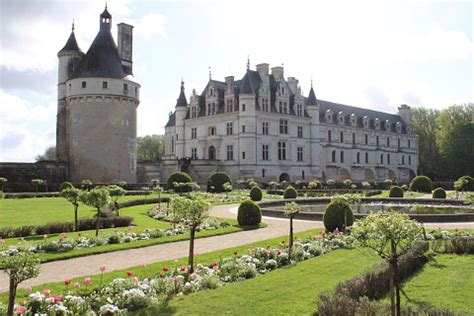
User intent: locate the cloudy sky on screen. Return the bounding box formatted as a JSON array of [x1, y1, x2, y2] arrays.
[[0, 0, 472, 162]]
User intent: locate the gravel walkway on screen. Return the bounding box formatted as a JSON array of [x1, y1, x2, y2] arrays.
[[1, 203, 473, 292]]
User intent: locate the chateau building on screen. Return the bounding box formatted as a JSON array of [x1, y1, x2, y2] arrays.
[[163, 63, 418, 183], [56, 7, 140, 183]]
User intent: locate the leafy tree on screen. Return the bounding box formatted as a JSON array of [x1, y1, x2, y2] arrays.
[[283, 202, 300, 249], [107, 185, 127, 216], [171, 194, 209, 273], [352, 212, 422, 316], [0, 249, 40, 316], [35, 145, 56, 161], [60, 187, 81, 231], [80, 187, 111, 237], [31, 179, 44, 193], [137, 134, 164, 161], [0, 177, 7, 192], [81, 179, 93, 191]]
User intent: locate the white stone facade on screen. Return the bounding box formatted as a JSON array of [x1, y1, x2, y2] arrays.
[[163, 63, 418, 184]]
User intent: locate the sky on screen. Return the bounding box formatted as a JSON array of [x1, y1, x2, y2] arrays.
[[0, 0, 473, 162]]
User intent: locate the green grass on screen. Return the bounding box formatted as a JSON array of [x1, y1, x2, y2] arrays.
[[373, 191, 425, 198], [388, 254, 474, 313]]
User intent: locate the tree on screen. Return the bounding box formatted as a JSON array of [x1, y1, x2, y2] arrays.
[[80, 187, 111, 237], [283, 202, 300, 250], [35, 146, 56, 161], [60, 187, 81, 231], [81, 179, 93, 191], [0, 177, 7, 192], [352, 212, 422, 316], [171, 194, 209, 273], [31, 179, 44, 193], [0, 250, 40, 316], [107, 185, 127, 216], [136, 135, 164, 161]]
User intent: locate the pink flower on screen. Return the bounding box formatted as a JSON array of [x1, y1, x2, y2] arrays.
[[99, 265, 106, 272], [211, 262, 219, 267], [285, 244, 289, 249], [53, 296, 62, 303], [74, 282, 80, 289], [162, 266, 169, 272], [45, 297, 55, 304], [15, 305, 26, 314], [64, 279, 71, 285], [179, 267, 187, 273], [83, 277, 92, 285], [127, 271, 134, 276], [43, 289, 51, 296]]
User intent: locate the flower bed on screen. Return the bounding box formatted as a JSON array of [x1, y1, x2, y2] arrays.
[[9, 232, 353, 315]]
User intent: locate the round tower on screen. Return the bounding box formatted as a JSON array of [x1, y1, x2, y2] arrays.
[[174, 80, 188, 159], [63, 7, 140, 183]]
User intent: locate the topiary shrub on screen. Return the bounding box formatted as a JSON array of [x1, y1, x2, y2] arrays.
[[283, 186, 298, 199], [237, 200, 262, 226], [432, 187, 446, 199], [167, 172, 193, 192], [250, 186, 262, 201], [59, 181, 74, 192], [308, 180, 322, 190], [457, 176, 474, 191], [208, 172, 232, 193], [323, 201, 354, 232], [409, 175, 432, 193], [389, 186, 404, 198]]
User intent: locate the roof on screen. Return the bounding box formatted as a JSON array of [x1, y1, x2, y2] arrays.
[[58, 31, 82, 54], [176, 81, 188, 107], [100, 8, 112, 19], [307, 86, 317, 105], [71, 18, 126, 79], [165, 112, 176, 127]]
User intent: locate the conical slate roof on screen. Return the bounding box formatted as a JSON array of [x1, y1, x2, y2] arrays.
[[307, 86, 317, 105], [176, 81, 188, 107], [71, 22, 126, 79], [239, 71, 255, 94], [58, 31, 82, 54]]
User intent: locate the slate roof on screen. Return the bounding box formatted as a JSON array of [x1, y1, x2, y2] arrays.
[[176, 81, 188, 107], [307, 86, 317, 105], [58, 31, 82, 54], [165, 112, 176, 128]]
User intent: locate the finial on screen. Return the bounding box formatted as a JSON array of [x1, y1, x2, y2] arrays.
[[209, 66, 212, 80], [180, 78, 184, 91], [72, 19, 75, 31], [311, 77, 313, 88], [247, 55, 250, 71], [105, 2, 107, 9]]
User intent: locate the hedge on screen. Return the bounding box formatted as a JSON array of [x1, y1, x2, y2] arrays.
[[432, 187, 446, 199], [283, 186, 298, 199], [250, 186, 263, 201], [237, 200, 262, 226], [167, 172, 193, 192], [389, 186, 404, 198], [208, 172, 232, 193], [409, 175, 432, 193], [323, 201, 353, 232]]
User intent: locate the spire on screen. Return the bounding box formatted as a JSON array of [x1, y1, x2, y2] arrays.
[[208, 66, 212, 80], [307, 80, 317, 106], [72, 19, 75, 31], [58, 22, 82, 55], [176, 80, 188, 107], [247, 55, 250, 71]]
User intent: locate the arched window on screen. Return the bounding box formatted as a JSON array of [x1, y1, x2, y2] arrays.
[[380, 154, 384, 164], [356, 152, 360, 163], [340, 151, 344, 163], [331, 150, 336, 163], [365, 152, 369, 163], [328, 130, 332, 141], [402, 155, 405, 165], [208, 146, 216, 160]]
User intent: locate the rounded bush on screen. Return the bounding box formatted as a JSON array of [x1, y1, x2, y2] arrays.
[[250, 186, 262, 201], [308, 180, 322, 190], [389, 186, 404, 198], [237, 200, 262, 226], [59, 181, 74, 192], [208, 172, 232, 193], [409, 175, 432, 193], [323, 201, 354, 232], [432, 187, 446, 199], [167, 172, 193, 192], [457, 176, 474, 191], [283, 186, 298, 199]]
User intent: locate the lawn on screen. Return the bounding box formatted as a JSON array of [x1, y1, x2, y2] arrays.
[[391, 254, 474, 313], [372, 190, 425, 198]]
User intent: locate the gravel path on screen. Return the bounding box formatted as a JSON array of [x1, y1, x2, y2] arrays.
[[1, 203, 473, 292]]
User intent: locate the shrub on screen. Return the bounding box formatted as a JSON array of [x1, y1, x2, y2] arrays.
[[432, 187, 447, 199], [59, 181, 74, 191], [250, 186, 262, 201], [409, 175, 432, 193], [457, 175, 474, 191], [237, 200, 262, 226], [389, 185, 404, 198], [167, 172, 193, 192], [35, 222, 74, 235], [283, 186, 298, 199], [307, 180, 322, 190], [323, 201, 353, 232], [208, 172, 232, 193]]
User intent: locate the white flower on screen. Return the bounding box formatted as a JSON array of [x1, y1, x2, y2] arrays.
[[99, 304, 121, 315], [29, 292, 44, 302]]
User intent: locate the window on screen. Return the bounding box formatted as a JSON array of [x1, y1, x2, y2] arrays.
[[226, 122, 233, 135], [365, 152, 369, 163], [387, 154, 391, 164], [68, 63, 75, 73], [262, 98, 269, 112], [135, 86, 138, 96], [209, 127, 216, 135], [123, 83, 128, 93], [328, 130, 332, 142], [398, 138, 401, 149], [262, 145, 269, 160], [242, 152, 246, 159], [356, 152, 360, 163], [365, 134, 368, 145], [262, 169, 266, 178], [226, 145, 234, 161], [279, 102, 283, 113], [352, 133, 356, 144], [402, 155, 405, 165], [297, 126, 303, 138], [102, 81, 108, 89], [408, 155, 411, 165], [331, 150, 336, 163], [242, 104, 246, 111], [279, 119, 288, 134], [408, 139, 411, 149], [340, 131, 344, 143], [82, 81, 86, 88], [302, 170, 305, 179], [171, 136, 175, 153], [296, 104, 303, 117], [279, 102, 288, 114], [242, 125, 246, 133], [340, 151, 344, 163], [262, 122, 269, 135], [191, 148, 197, 159], [191, 107, 197, 118], [278, 142, 286, 160], [386, 137, 390, 147], [191, 128, 197, 139], [207, 102, 216, 115], [226, 99, 233, 112], [380, 154, 384, 164], [297, 147, 303, 161], [376, 136, 379, 146]]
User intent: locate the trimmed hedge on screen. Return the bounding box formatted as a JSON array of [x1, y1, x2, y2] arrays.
[[167, 172, 193, 192], [409, 175, 432, 193], [250, 186, 263, 201], [323, 201, 353, 232], [208, 172, 232, 193], [283, 186, 298, 199], [432, 187, 446, 199], [389, 186, 404, 198], [237, 200, 262, 226], [458, 175, 474, 191]]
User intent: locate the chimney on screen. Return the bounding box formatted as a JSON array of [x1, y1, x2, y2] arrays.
[[287, 77, 298, 94], [117, 23, 134, 75], [271, 66, 284, 80], [256, 63, 269, 77], [225, 76, 234, 92]]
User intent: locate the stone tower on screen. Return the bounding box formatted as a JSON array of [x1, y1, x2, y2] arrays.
[[56, 7, 140, 183]]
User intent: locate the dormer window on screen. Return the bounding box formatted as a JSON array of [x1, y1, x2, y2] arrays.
[[374, 118, 380, 130], [350, 113, 357, 126], [396, 122, 402, 133], [385, 120, 391, 131], [325, 110, 333, 122], [191, 106, 197, 118], [338, 111, 344, 124], [363, 116, 369, 128]]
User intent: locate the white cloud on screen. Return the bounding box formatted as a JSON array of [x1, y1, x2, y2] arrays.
[[132, 14, 167, 39]]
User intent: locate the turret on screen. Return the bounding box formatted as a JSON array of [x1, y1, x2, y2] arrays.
[[100, 7, 112, 31], [175, 80, 188, 159], [306, 81, 321, 172]]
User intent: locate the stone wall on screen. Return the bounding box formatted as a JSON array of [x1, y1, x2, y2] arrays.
[[136, 160, 160, 183], [0, 161, 69, 192]]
